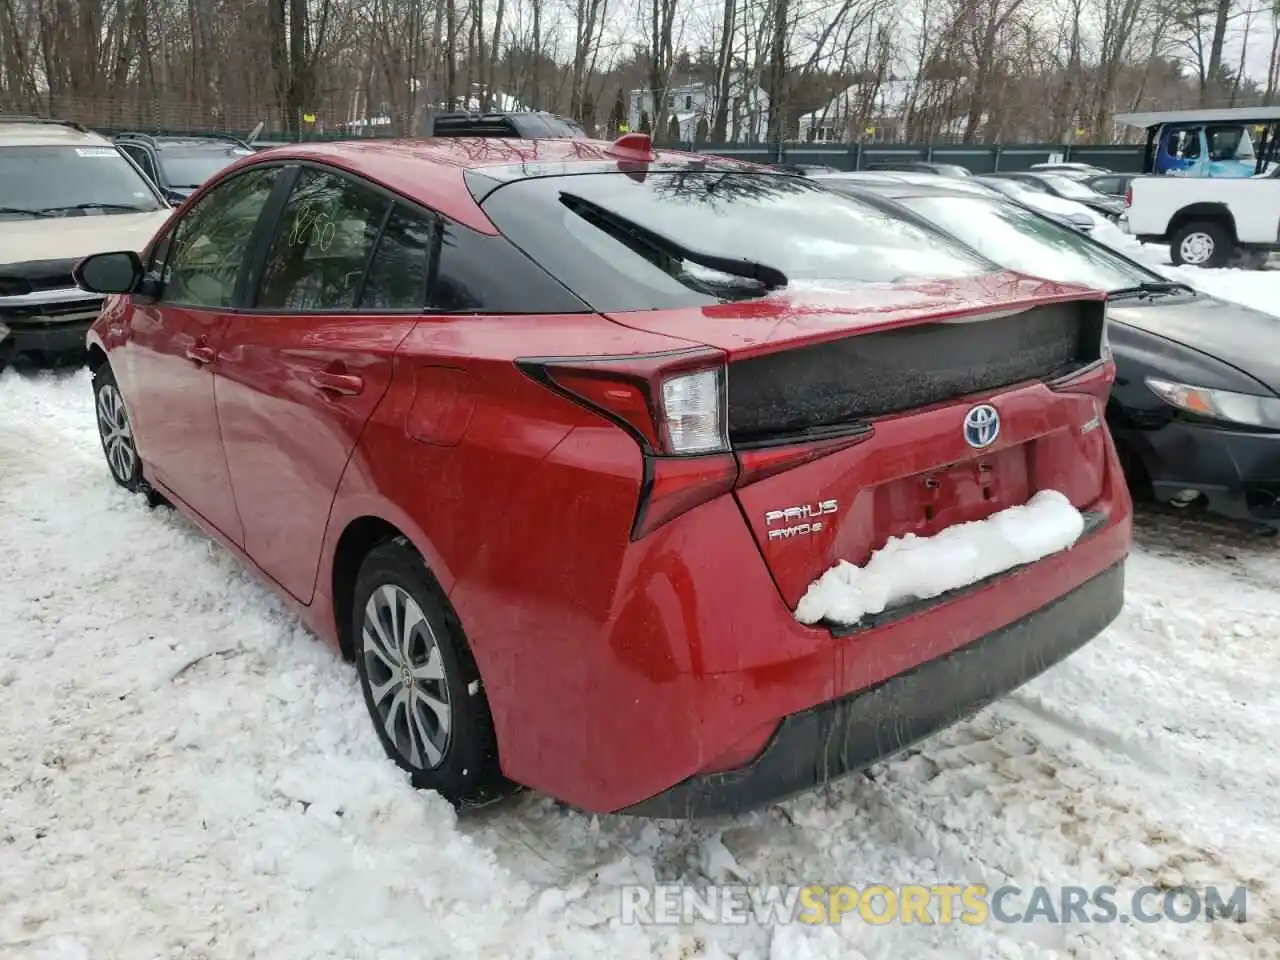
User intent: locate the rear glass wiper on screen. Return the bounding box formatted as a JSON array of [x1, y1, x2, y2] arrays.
[[1108, 280, 1195, 300], [0, 205, 53, 218], [558, 191, 788, 293]]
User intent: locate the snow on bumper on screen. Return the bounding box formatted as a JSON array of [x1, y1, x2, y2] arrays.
[[794, 490, 1086, 627]]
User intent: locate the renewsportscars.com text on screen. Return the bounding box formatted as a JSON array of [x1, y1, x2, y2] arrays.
[[619, 883, 1249, 926]]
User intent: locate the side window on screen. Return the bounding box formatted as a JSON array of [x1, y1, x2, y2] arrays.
[[1175, 129, 1201, 159], [430, 224, 486, 312], [254, 168, 390, 311], [359, 205, 436, 310], [158, 165, 281, 308], [425, 220, 588, 314], [120, 145, 156, 181]]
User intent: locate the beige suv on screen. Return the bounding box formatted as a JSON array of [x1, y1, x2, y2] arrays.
[[0, 117, 173, 362]]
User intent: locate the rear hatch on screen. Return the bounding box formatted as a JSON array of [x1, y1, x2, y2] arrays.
[[607, 278, 1111, 608]]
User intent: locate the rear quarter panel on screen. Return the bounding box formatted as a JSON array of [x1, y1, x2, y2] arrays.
[[321, 312, 702, 795]]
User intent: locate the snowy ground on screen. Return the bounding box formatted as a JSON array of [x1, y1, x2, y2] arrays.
[[3, 266, 1280, 958]]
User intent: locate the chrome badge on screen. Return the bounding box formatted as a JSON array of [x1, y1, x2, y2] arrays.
[[963, 404, 1000, 449], [764, 500, 837, 540]]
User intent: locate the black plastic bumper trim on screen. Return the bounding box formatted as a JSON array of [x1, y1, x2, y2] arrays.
[[4, 318, 93, 355], [619, 558, 1125, 819]]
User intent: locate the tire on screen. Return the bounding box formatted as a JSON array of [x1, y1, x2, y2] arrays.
[[352, 537, 509, 808], [1170, 220, 1232, 268], [92, 363, 143, 492], [92, 363, 169, 507]]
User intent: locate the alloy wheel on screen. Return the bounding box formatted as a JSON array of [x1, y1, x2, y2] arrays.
[[96, 383, 137, 484], [361, 584, 453, 769], [1179, 232, 1214, 265]]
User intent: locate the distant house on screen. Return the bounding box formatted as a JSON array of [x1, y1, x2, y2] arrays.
[[628, 75, 770, 142], [797, 79, 974, 143]]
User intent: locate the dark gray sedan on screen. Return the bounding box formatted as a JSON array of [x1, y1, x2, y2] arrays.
[[818, 178, 1280, 531]]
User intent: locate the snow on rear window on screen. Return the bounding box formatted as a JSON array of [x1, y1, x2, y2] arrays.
[[794, 489, 1086, 627]]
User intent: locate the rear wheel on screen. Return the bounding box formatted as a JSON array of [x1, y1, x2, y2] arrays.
[[1170, 220, 1232, 268], [352, 538, 510, 809]]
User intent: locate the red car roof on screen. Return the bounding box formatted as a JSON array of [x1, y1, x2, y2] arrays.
[[245, 136, 758, 234]]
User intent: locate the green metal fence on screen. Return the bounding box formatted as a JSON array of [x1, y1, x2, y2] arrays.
[[88, 123, 1147, 172], [665, 141, 1147, 173]]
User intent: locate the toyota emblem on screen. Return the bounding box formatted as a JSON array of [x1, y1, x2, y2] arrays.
[[963, 404, 1000, 449]]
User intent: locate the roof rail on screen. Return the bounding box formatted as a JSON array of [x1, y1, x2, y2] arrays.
[[114, 131, 159, 146], [114, 131, 253, 149], [0, 115, 89, 132], [434, 111, 516, 121]]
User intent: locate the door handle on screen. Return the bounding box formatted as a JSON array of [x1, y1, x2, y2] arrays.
[[186, 343, 216, 365], [309, 371, 364, 396]]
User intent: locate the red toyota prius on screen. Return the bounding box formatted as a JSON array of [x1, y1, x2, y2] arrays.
[[75, 134, 1131, 817]]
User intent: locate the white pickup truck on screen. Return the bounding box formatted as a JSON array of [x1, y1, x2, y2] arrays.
[[1124, 171, 1280, 268]]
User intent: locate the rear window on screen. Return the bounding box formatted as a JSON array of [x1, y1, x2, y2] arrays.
[[478, 170, 994, 312], [159, 149, 251, 188]]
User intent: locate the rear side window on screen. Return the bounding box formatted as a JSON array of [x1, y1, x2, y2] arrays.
[[427, 221, 590, 314], [359, 205, 434, 310], [479, 171, 992, 312], [254, 168, 390, 310], [119, 143, 158, 181]]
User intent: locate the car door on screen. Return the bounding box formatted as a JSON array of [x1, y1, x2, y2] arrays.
[[214, 165, 428, 603], [121, 164, 288, 546]]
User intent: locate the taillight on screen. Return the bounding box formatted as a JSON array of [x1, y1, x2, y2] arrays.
[[518, 348, 738, 538], [1124, 185, 1132, 207]]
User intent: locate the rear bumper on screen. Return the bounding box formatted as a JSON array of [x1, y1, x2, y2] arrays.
[[1117, 420, 1280, 525], [459, 392, 1134, 815], [623, 558, 1125, 818]]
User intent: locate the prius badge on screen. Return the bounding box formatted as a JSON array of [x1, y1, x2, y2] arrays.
[[963, 404, 1000, 449], [764, 500, 837, 540]]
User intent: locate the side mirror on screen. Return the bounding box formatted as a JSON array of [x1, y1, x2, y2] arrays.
[[73, 250, 145, 295]]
